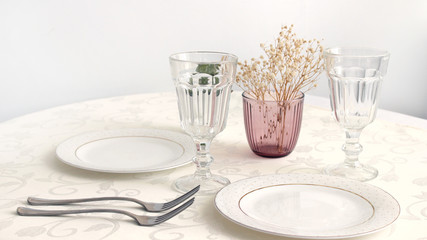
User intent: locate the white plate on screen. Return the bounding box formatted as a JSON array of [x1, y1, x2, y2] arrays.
[[215, 174, 400, 239], [56, 129, 195, 173]]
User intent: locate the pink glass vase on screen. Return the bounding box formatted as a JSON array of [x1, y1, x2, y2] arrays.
[[242, 92, 304, 157]]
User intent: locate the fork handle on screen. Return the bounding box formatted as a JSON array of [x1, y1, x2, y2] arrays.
[[17, 207, 137, 220], [28, 196, 144, 207]]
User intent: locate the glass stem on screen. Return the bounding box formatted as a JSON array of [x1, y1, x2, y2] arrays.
[[342, 129, 363, 168], [193, 138, 214, 179]]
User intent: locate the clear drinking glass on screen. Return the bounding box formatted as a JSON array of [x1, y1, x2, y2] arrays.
[[323, 47, 390, 181], [169, 51, 238, 195]]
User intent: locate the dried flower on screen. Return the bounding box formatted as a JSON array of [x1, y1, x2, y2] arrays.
[[236, 25, 324, 102]]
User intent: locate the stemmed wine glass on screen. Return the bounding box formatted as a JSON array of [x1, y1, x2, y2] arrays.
[[323, 47, 390, 181], [169, 51, 238, 195]]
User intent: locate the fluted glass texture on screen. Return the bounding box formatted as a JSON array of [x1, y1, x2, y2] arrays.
[[323, 47, 390, 182], [329, 65, 384, 130], [243, 92, 304, 157], [326, 48, 389, 130], [170, 53, 236, 140], [169, 51, 237, 195]]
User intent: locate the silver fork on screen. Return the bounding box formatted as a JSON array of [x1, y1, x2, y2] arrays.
[[17, 197, 194, 226], [27, 185, 200, 212]]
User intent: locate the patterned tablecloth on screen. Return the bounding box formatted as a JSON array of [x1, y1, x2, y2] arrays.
[[0, 92, 426, 240]]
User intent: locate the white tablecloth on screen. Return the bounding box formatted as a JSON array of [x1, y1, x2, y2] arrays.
[[0, 92, 426, 239]]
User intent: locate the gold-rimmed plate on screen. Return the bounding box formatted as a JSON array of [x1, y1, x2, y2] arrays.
[[56, 129, 195, 173], [215, 174, 400, 239]]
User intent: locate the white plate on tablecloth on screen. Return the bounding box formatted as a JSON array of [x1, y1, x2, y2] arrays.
[[215, 174, 400, 239], [56, 129, 195, 173]]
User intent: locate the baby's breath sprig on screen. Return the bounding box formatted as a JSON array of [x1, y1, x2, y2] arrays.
[[236, 25, 324, 102]]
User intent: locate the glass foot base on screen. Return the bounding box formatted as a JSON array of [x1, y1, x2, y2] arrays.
[[323, 162, 378, 182], [174, 174, 230, 195]]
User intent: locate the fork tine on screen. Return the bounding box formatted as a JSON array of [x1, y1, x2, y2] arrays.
[[154, 197, 194, 224], [162, 185, 200, 210]]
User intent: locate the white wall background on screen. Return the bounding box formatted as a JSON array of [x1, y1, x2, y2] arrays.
[[1, 0, 426, 122]]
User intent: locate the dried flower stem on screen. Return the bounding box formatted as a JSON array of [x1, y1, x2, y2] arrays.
[[236, 25, 324, 102]]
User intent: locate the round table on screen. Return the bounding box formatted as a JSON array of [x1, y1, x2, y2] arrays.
[[0, 92, 426, 240]]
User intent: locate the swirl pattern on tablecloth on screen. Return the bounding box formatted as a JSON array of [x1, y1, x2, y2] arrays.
[[0, 92, 426, 239]]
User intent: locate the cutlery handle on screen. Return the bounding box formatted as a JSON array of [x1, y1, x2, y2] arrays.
[[17, 207, 134, 218], [27, 196, 138, 205]]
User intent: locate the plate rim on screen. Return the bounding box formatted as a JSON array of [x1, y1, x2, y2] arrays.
[[56, 128, 195, 173], [214, 173, 400, 239]]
